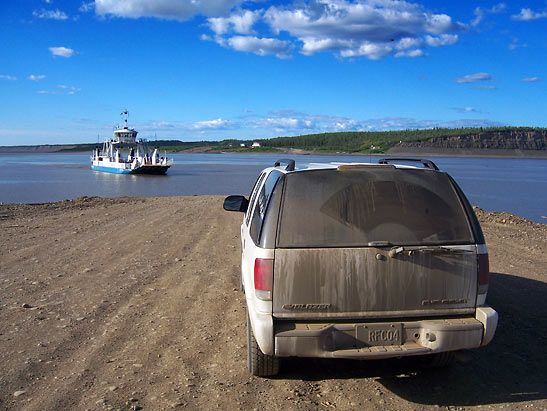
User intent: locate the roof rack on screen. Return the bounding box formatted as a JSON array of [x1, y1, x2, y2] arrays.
[[378, 158, 439, 171], [274, 159, 296, 171]]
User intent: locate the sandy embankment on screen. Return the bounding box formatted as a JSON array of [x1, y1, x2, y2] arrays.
[[0, 196, 546, 411]]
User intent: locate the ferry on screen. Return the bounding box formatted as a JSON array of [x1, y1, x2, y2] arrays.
[[91, 110, 173, 175]]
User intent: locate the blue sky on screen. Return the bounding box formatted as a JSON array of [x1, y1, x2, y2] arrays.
[[0, 0, 546, 145]]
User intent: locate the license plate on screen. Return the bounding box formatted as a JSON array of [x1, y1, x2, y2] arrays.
[[357, 323, 403, 346]]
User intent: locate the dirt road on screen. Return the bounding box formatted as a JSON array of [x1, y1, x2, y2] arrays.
[[1, 196, 545, 410]]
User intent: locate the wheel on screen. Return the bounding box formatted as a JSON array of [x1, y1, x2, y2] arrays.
[[420, 351, 456, 368], [247, 313, 279, 376]]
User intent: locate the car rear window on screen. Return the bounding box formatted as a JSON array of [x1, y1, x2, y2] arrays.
[[277, 167, 474, 248]]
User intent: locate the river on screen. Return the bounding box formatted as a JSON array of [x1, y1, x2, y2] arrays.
[[1, 152, 545, 223]]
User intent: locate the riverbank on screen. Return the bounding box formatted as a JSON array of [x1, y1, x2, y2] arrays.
[[212, 147, 547, 158], [2, 144, 547, 158], [0, 196, 546, 410], [385, 146, 547, 158]]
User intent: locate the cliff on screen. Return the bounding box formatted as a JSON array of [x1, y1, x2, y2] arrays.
[[391, 129, 547, 151]]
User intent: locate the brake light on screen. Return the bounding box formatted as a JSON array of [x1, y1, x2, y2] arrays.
[[477, 252, 489, 306], [478, 253, 489, 286], [254, 258, 273, 300]]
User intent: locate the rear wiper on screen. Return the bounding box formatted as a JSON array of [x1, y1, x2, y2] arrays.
[[389, 246, 473, 258]]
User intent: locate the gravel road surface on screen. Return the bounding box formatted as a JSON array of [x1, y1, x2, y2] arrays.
[[0, 196, 545, 410]]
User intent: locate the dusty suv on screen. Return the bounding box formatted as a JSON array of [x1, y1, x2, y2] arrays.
[[224, 158, 498, 376]]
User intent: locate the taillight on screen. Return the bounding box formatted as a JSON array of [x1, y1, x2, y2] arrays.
[[478, 253, 489, 286], [254, 258, 273, 300], [477, 252, 489, 305]]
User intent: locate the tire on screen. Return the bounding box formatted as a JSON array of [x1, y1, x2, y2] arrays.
[[420, 351, 456, 368], [247, 313, 279, 377]]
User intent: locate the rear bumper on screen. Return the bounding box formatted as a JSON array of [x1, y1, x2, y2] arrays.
[[274, 308, 497, 359]]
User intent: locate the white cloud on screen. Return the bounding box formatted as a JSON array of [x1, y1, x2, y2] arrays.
[[471, 3, 506, 27], [253, 111, 505, 134], [262, 117, 306, 129], [521, 77, 542, 82], [394, 49, 426, 58], [0, 74, 17, 80], [37, 85, 81, 95], [395, 37, 423, 51], [261, 0, 464, 59], [300, 38, 351, 55], [425, 34, 458, 47], [454, 72, 492, 83], [28, 74, 46, 81], [475, 85, 497, 90], [226, 36, 292, 58], [91, 0, 465, 61], [339, 42, 392, 59], [360, 117, 436, 130], [452, 107, 479, 113], [33, 8, 69, 20], [49, 46, 76, 58], [438, 119, 505, 128], [66, 86, 82, 94], [511, 8, 547, 21], [490, 3, 507, 13], [508, 38, 527, 50], [425, 13, 461, 35], [79, 2, 95, 13], [208, 10, 259, 35], [170, 111, 505, 139], [250, 111, 358, 133], [189, 118, 232, 130], [95, 0, 242, 21]]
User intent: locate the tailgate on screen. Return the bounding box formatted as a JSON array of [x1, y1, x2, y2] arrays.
[[273, 246, 477, 319]]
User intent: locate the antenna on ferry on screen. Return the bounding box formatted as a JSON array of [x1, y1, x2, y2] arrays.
[[121, 109, 128, 128]]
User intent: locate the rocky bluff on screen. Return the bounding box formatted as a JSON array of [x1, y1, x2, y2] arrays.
[[397, 128, 547, 151]]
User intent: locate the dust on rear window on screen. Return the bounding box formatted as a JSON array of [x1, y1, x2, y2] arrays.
[[277, 168, 474, 248]]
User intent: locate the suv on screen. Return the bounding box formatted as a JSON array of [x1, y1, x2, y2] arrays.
[[224, 158, 498, 376]]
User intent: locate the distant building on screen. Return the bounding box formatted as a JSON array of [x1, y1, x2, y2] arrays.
[[251, 142, 261, 148], [240, 143, 246, 147]]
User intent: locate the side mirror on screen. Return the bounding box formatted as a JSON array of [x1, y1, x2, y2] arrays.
[[223, 195, 249, 212]]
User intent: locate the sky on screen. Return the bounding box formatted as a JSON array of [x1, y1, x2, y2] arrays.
[[0, 0, 546, 145]]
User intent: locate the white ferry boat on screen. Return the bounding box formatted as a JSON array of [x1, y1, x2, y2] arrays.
[[91, 111, 173, 175]]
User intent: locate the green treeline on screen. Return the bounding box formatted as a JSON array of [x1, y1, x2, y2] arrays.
[[259, 127, 545, 153], [43, 126, 546, 154]]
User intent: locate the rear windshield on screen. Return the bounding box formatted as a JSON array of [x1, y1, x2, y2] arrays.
[[277, 168, 474, 248]]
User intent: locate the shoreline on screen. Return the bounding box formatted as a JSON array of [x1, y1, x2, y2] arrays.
[[1, 195, 545, 226], [2, 196, 546, 225], [195, 147, 547, 159], [2, 146, 547, 159]]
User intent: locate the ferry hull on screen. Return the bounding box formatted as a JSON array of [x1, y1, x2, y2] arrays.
[[130, 165, 171, 175], [92, 165, 132, 174], [92, 164, 171, 175]]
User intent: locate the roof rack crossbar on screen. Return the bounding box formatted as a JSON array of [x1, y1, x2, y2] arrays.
[[378, 158, 439, 171], [274, 158, 296, 171]]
